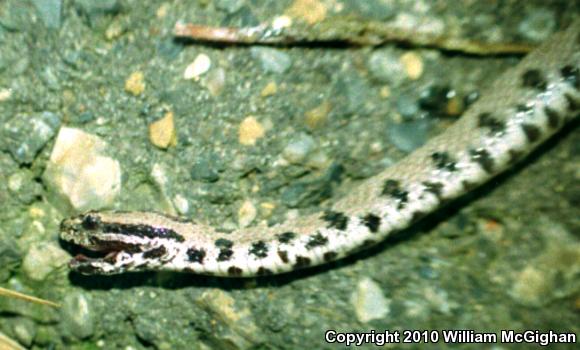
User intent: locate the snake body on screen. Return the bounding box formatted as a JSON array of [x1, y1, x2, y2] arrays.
[[60, 21, 579, 276]]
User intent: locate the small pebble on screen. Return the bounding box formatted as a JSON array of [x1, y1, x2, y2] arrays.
[[508, 221, 579, 307], [368, 48, 406, 85], [333, 76, 368, 114], [238, 116, 265, 145], [43, 127, 121, 211], [8, 170, 42, 204], [305, 150, 330, 170], [149, 111, 177, 149], [350, 277, 390, 323], [204, 67, 226, 96], [387, 120, 430, 153], [125, 71, 145, 96], [238, 200, 257, 228], [282, 133, 316, 164], [510, 266, 548, 307], [31, 0, 62, 29], [250, 47, 292, 74], [74, 0, 120, 19], [215, 0, 245, 14], [304, 101, 330, 129], [260, 202, 276, 218], [396, 94, 420, 120], [0, 88, 12, 101], [184, 53, 211, 80], [518, 9, 556, 42], [190, 157, 220, 183], [286, 0, 327, 25], [173, 194, 189, 215], [22, 242, 69, 281], [379, 86, 390, 98], [348, 1, 396, 21], [271, 15, 292, 30], [196, 290, 261, 348], [105, 20, 123, 40], [463, 90, 480, 108], [156, 3, 169, 18], [400, 52, 423, 80], [11, 317, 36, 348], [156, 38, 183, 60], [281, 168, 338, 208], [39, 66, 60, 90], [1, 111, 61, 164], [60, 292, 95, 340], [260, 81, 278, 97]]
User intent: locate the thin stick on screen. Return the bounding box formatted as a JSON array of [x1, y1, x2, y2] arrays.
[[173, 21, 535, 55], [0, 287, 60, 308]]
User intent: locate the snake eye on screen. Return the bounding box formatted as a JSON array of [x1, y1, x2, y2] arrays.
[[81, 214, 100, 231]]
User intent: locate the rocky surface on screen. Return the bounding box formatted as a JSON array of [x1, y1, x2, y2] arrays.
[[0, 1, 577, 349]]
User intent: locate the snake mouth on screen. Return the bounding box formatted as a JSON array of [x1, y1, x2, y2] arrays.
[[64, 237, 144, 274]]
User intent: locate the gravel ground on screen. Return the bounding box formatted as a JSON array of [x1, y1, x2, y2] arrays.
[[0, 1, 578, 349]]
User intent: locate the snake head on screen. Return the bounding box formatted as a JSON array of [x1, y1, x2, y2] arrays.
[[59, 211, 179, 275]]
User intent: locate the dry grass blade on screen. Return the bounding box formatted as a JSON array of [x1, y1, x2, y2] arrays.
[[0, 331, 26, 350], [0, 287, 60, 308]]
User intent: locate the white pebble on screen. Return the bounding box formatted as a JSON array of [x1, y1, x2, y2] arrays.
[[43, 127, 121, 212], [350, 277, 390, 323], [22, 242, 69, 281], [238, 200, 257, 228], [173, 194, 189, 215], [184, 53, 212, 80]]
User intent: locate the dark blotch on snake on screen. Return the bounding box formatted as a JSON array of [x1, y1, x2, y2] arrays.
[[544, 107, 561, 128], [323, 251, 338, 262], [227, 266, 243, 276], [461, 180, 477, 191], [360, 239, 376, 249], [560, 65, 578, 89], [362, 213, 381, 233], [306, 232, 328, 249], [431, 152, 457, 172], [477, 112, 505, 133], [294, 256, 311, 268], [522, 69, 547, 91], [257, 267, 273, 276], [277, 232, 296, 244], [521, 123, 542, 143], [249, 240, 268, 258], [469, 148, 495, 174], [516, 104, 533, 114], [382, 179, 409, 208], [508, 150, 524, 164], [564, 93, 578, 111], [411, 211, 426, 222], [186, 248, 206, 264], [277, 250, 289, 263], [215, 239, 234, 261], [422, 181, 444, 200], [321, 210, 349, 230], [215, 238, 233, 248]]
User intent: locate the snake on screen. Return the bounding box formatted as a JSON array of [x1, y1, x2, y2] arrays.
[[60, 20, 579, 276]]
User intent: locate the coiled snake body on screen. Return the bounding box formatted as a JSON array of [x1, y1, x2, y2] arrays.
[[60, 21, 579, 276]]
